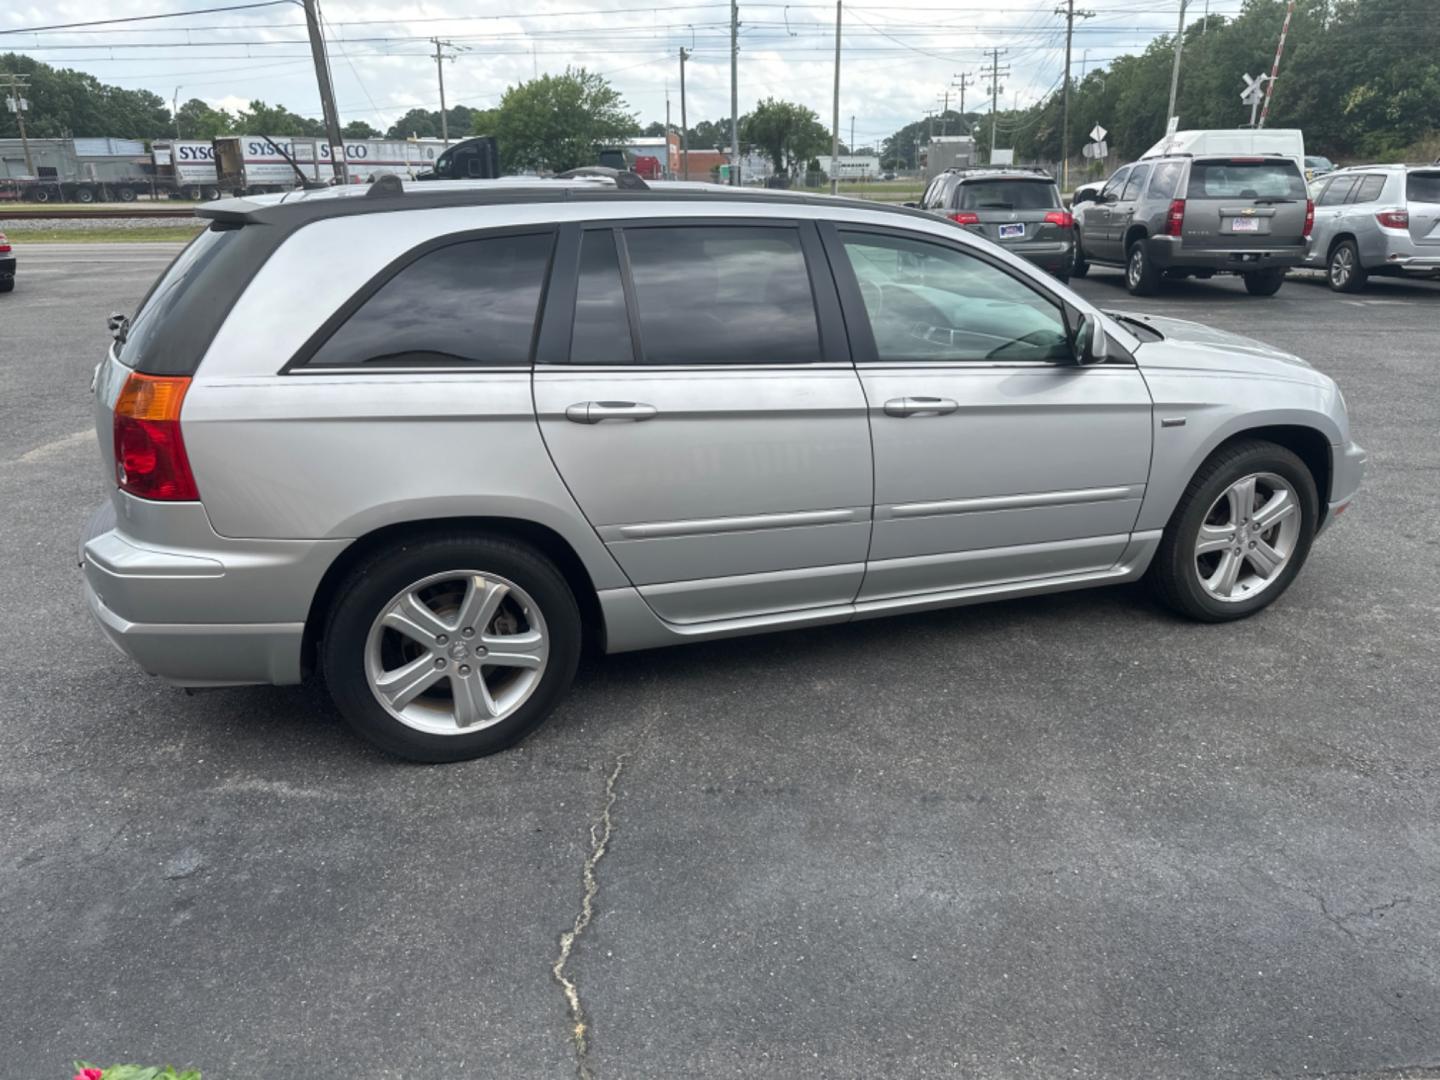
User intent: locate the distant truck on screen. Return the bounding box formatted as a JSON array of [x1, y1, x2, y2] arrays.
[[213, 135, 448, 194], [925, 136, 977, 180], [0, 137, 167, 202], [1140, 128, 1306, 176]]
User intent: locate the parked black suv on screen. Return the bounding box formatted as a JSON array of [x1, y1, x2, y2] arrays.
[[1071, 154, 1312, 296], [917, 167, 1074, 281]]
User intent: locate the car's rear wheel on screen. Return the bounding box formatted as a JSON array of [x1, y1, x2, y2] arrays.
[[1328, 239, 1367, 293], [321, 534, 582, 762], [1148, 440, 1318, 622], [0, 278, 14, 294], [1242, 266, 1287, 296], [1125, 240, 1161, 296]]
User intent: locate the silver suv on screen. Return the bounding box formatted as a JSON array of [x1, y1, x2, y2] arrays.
[[1302, 164, 1440, 291], [81, 177, 1365, 761], [1072, 154, 1312, 296]]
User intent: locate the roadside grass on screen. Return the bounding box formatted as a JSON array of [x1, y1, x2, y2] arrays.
[[7, 225, 205, 243]]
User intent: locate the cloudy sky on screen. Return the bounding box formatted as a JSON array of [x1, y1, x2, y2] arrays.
[[2, 0, 1245, 145]]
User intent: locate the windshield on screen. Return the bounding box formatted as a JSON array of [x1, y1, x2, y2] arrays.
[[957, 179, 1060, 211], [1408, 171, 1440, 202], [1187, 159, 1307, 199]]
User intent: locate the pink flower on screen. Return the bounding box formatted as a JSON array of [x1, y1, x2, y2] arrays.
[[74, 1069, 104, 1080]]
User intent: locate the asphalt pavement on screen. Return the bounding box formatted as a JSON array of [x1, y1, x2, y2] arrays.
[[2, 243, 1439, 1080]]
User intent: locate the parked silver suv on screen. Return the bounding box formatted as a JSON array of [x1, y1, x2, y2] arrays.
[[81, 177, 1364, 761], [1072, 154, 1312, 296], [1302, 164, 1440, 291]]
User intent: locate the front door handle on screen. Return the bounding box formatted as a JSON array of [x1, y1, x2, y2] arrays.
[[565, 401, 658, 424], [883, 396, 959, 418]]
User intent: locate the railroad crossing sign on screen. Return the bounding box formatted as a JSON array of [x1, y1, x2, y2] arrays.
[[1089, 124, 1107, 144], [1241, 73, 1270, 105]]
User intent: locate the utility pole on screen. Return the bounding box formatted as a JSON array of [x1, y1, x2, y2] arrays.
[[1057, 0, 1094, 193], [980, 48, 1009, 165], [679, 47, 690, 181], [1166, 0, 1188, 123], [301, 0, 347, 183], [665, 84, 672, 178], [2, 73, 36, 177], [951, 73, 974, 134], [431, 38, 464, 147], [1257, 0, 1296, 129], [172, 86, 182, 138], [730, 0, 741, 185], [829, 0, 842, 194]]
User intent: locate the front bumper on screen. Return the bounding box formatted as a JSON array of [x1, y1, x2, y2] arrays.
[[1147, 235, 1306, 272], [80, 496, 346, 687], [1320, 439, 1367, 534]]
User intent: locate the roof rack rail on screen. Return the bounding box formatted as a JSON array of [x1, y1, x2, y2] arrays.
[[555, 166, 650, 191]]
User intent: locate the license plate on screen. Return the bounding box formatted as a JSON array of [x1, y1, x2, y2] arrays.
[[998, 223, 1025, 239], [1231, 217, 1261, 232]]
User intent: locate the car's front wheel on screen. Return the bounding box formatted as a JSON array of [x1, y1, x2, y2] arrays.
[[321, 534, 581, 762], [1148, 440, 1318, 622], [1070, 235, 1090, 278], [1125, 239, 1161, 296]]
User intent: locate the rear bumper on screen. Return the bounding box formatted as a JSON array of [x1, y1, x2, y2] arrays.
[[80, 497, 345, 687], [1009, 240, 1073, 273], [1146, 235, 1306, 272]]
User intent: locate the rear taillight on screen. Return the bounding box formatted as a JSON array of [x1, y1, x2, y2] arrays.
[[0, 232, 10, 253], [1375, 209, 1409, 229], [1043, 210, 1075, 228], [948, 211, 980, 225], [1304, 199, 1315, 238], [113, 372, 199, 501], [1165, 199, 1186, 236]]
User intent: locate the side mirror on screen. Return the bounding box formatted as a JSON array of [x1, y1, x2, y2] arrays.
[[1073, 313, 1109, 365], [902, 201, 918, 208], [1072, 188, 1095, 205]]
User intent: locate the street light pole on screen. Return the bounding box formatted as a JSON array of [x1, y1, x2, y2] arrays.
[[1166, 0, 1188, 122], [730, 0, 741, 185], [679, 47, 690, 180], [830, 0, 842, 194]]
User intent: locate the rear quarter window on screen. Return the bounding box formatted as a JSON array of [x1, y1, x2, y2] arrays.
[[1187, 160, 1307, 200], [1147, 161, 1185, 200], [1408, 171, 1440, 203], [956, 180, 1060, 211]]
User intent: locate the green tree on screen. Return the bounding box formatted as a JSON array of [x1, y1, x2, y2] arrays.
[[742, 98, 829, 177], [0, 54, 171, 138], [342, 119, 381, 139], [235, 100, 323, 137], [384, 105, 476, 140], [174, 98, 236, 139], [492, 68, 639, 172]]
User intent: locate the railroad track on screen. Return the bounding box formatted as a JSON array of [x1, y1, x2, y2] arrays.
[[0, 206, 198, 220]]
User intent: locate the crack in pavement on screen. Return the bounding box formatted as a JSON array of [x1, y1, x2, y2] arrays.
[[552, 753, 627, 1080]]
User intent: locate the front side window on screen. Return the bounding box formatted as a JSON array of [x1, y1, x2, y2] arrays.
[[1100, 167, 1132, 200], [1120, 165, 1152, 201], [622, 226, 821, 365], [955, 179, 1060, 211], [1187, 159, 1307, 199], [841, 232, 1071, 364], [304, 232, 553, 368]]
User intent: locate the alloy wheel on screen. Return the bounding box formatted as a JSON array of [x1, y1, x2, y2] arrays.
[[363, 570, 550, 735], [1193, 472, 1302, 603], [1330, 246, 1353, 288], [1127, 248, 1143, 288]]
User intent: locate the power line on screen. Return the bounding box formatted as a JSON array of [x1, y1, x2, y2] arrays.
[[0, 1, 295, 36]]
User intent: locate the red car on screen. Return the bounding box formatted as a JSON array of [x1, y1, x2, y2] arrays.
[[0, 231, 14, 294]]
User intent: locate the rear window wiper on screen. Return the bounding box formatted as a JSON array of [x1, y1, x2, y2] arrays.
[[975, 202, 1013, 209]]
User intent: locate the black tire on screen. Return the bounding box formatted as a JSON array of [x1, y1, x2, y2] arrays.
[[116, 186, 138, 203], [186, 185, 203, 201], [1147, 439, 1319, 623], [1125, 239, 1161, 296], [30, 186, 51, 203], [0, 278, 14, 294], [203, 186, 220, 201], [1242, 266, 1287, 296], [321, 534, 582, 762], [74, 186, 96, 204], [1327, 239, 1367, 293], [1070, 235, 1090, 278]]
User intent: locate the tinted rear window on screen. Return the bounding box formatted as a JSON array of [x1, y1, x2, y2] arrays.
[[1186, 160, 1307, 199], [119, 226, 241, 370], [957, 180, 1059, 211], [1408, 172, 1440, 202]]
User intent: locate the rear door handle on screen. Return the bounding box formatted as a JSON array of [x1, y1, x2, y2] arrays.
[[883, 396, 959, 418], [565, 401, 658, 424]]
